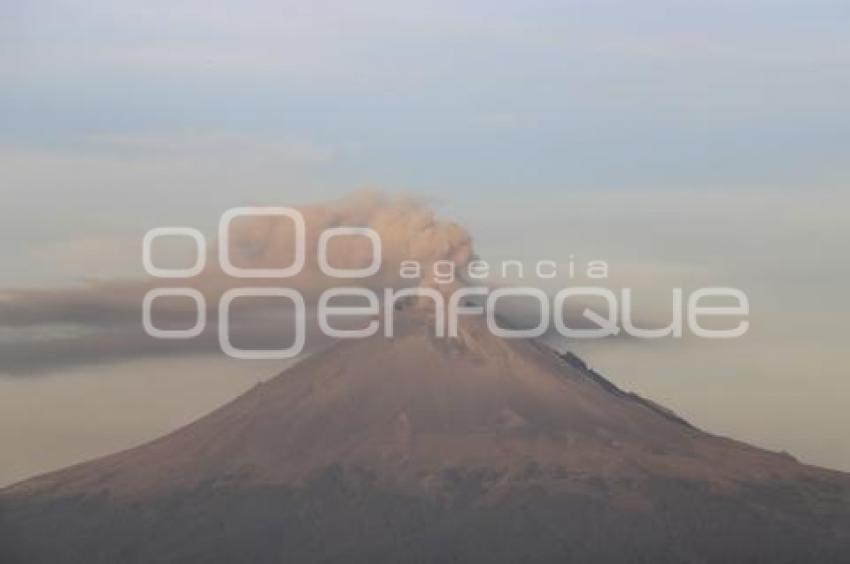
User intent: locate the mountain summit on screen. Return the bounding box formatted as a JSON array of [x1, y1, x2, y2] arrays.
[[2, 313, 849, 563]]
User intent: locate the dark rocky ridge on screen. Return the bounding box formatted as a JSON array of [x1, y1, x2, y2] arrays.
[[2, 313, 849, 563]]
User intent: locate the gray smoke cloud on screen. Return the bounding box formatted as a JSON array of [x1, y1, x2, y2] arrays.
[[0, 191, 477, 375], [0, 190, 646, 375]]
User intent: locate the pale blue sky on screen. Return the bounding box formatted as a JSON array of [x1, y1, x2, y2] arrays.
[[2, 0, 849, 196], [2, 0, 849, 283]]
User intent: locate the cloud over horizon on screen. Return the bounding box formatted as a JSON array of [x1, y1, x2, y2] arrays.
[[0, 191, 477, 374]]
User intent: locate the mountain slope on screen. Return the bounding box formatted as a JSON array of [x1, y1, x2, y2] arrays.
[[2, 313, 849, 563]]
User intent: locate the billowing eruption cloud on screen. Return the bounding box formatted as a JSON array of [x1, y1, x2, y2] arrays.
[[0, 191, 476, 374], [210, 190, 474, 296]]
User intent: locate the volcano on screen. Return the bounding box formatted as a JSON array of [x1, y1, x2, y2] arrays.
[[2, 312, 849, 563]]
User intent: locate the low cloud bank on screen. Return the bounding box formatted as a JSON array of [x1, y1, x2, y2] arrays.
[[0, 191, 476, 374]]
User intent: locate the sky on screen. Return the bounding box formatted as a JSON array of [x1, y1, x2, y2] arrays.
[[1, 0, 849, 485]]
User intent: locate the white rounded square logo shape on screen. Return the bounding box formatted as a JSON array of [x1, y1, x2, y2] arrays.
[[142, 288, 206, 338], [486, 287, 550, 338], [143, 227, 206, 278], [218, 287, 306, 359], [317, 227, 382, 278], [219, 207, 305, 278]]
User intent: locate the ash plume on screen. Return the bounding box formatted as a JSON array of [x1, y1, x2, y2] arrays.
[[0, 191, 475, 374]]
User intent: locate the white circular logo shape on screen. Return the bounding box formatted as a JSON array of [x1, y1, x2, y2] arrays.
[[317, 227, 382, 278], [142, 287, 206, 339], [142, 227, 206, 278], [218, 207, 306, 278], [218, 287, 306, 359]]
